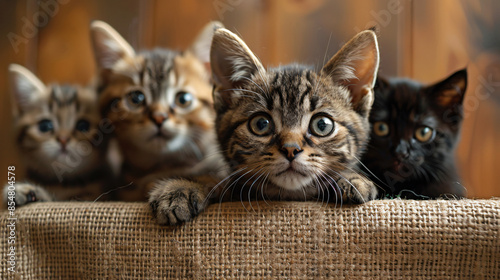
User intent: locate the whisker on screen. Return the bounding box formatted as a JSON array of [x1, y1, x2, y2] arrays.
[[239, 167, 264, 213], [204, 167, 248, 205], [260, 171, 272, 207], [348, 153, 390, 190], [247, 168, 267, 213], [224, 168, 255, 203], [238, 76, 268, 97], [326, 167, 366, 204]]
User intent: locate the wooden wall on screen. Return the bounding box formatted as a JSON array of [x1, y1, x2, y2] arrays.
[[1, 0, 498, 198]]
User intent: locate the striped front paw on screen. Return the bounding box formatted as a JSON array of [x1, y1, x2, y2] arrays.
[[148, 179, 208, 225]]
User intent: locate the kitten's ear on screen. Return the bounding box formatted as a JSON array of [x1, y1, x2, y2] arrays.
[[321, 30, 380, 116], [188, 21, 224, 64], [431, 68, 467, 107], [90, 20, 136, 70], [210, 28, 266, 107], [9, 64, 47, 115]]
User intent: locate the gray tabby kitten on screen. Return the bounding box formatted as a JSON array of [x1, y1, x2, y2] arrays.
[[149, 28, 380, 225], [3, 64, 113, 207]]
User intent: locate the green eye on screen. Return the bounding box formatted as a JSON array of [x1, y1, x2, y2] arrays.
[[249, 114, 273, 136], [310, 115, 335, 137], [415, 126, 435, 142], [373, 121, 390, 137]]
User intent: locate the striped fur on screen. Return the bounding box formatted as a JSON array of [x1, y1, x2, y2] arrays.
[[209, 29, 380, 203], [91, 21, 227, 201], [3, 64, 113, 206], [149, 28, 380, 225]]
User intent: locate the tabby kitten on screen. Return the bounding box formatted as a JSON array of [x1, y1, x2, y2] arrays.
[[149, 28, 380, 225], [362, 70, 468, 198], [3, 64, 113, 206], [91, 21, 227, 201]]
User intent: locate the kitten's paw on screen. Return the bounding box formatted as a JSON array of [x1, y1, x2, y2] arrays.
[[337, 174, 378, 203], [148, 179, 208, 225], [3, 183, 53, 207]]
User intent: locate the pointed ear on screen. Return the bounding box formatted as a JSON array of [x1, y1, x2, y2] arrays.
[[189, 21, 224, 64], [90, 20, 135, 70], [9, 64, 47, 115], [431, 68, 467, 107], [211, 28, 266, 90], [321, 30, 380, 116], [210, 28, 266, 108]]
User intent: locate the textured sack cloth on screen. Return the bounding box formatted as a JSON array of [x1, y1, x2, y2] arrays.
[[1, 199, 499, 279]]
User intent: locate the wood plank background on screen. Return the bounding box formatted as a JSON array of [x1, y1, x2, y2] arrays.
[[1, 0, 498, 198]]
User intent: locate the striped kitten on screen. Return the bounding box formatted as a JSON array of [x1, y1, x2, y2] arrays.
[[3, 64, 113, 206], [91, 21, 227, 201], [149, 28, 380, 225]]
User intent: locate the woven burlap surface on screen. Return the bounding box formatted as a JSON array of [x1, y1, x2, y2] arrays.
[[1, 199, 499, 279]]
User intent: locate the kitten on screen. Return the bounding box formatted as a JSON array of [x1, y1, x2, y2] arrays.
[[149, 28, 380, 225], [90, 21, 227, 201], [3, 64, 113, 206], [362, 70, 468, 198]]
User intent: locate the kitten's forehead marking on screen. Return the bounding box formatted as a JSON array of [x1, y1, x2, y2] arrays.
[[141, 50, 178, 103]]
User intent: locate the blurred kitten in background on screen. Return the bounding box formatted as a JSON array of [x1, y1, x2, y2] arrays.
[[3, 64, 114, 207], [91, 21, 227, 201], [362, 69, 468, 199]]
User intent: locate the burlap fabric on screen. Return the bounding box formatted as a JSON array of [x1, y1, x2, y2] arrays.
[[1, 199, 499, 279]]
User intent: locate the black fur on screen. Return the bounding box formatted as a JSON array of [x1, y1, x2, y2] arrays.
[[362, 69, 468, 199]]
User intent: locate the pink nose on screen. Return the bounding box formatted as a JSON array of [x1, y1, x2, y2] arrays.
[[57, 136, 69, 147], [151, 112, 167, 126]]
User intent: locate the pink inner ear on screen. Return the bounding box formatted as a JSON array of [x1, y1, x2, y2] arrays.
[[344, 49, 378, 106]]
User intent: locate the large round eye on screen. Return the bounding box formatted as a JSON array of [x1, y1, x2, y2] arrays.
[[309, 115, 335, 137], [175, 91, 194, 108], [38, 119, 54, 133], [249, 114, 273, 136], [127, 90, 145, 107], [75, 119, 90, 132], [373, 121, 390, 137], [415, 126, 435, 142]]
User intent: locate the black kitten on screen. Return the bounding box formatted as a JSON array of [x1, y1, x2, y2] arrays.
[[362, 69, 467, 199]]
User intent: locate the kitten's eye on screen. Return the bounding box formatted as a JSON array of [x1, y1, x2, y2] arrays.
[[75, 119, 90, 132], [415, 126, 435, 142], [175, 91, 194, 108], [38, 119, 54, 133], [127, 90, 145, 107], [373, 121, 390, 137], [309, 115, 335, 137], [249, 114, 273, 136]]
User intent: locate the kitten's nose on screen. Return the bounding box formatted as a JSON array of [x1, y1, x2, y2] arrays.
[[280, 142, 303, 161], [150, 112, 168, 126], [57, 136, 69, 148], [395, 140, 410, 159]]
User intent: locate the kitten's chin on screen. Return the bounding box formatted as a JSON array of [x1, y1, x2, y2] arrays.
[[269, 173, 313, 192]]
